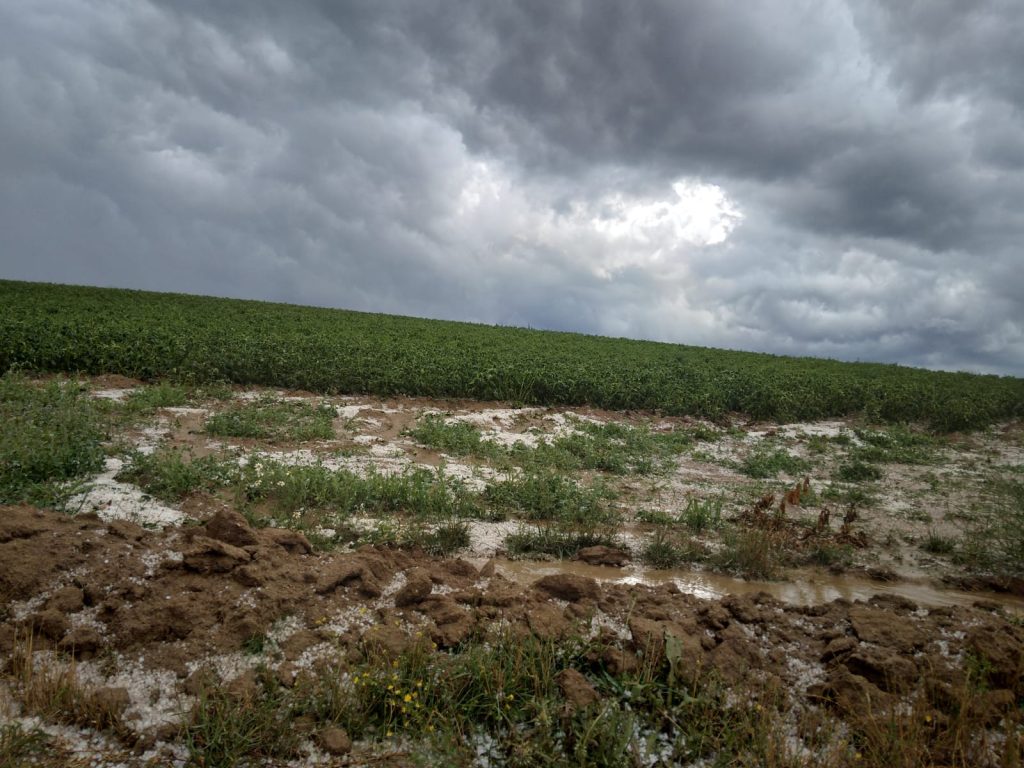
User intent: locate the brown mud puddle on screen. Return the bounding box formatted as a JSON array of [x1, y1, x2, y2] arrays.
[[483, 557, 1024, 614]]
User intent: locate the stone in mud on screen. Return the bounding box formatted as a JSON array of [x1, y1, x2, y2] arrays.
[[205, 509, 260, 548], [262, 527, 313, 554], [106, 519, 145, 541], [868, 593, 918, 613], [395, 569, 433, 607], [574, 546, 630, 567], [57, 626, 104, 659], [184, 667, 216, 697], [30, 609, 70, 640], [629, 617, 667, 663], [276, 662, 297, 688], [480, 581, 523, 608], [320, 726, 353, 756], [598, 646, 640, 676], [233, 563, 267, 588], [117, 598, 195, 643], [843, 647, 918, 693], [557, 669, 600, 710], [848, 605, 925, 653], [45, 586, 85, 614], [533, 574, 600, 602], [182, 536, 251, 573]]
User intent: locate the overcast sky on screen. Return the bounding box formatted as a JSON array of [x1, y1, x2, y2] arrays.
[[2, 1, 1022, 376]]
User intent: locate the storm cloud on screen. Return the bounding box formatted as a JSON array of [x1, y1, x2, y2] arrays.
[[1, 0, 1022, 375]]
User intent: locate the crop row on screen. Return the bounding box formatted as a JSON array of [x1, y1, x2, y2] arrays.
[[2, 280, 1022, 429]]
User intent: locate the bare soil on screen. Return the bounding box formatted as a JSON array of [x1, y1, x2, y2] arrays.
[[2, 504, 1022, 765]]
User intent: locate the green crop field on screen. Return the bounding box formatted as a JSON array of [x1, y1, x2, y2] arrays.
[[2, 279, 1022, 430]]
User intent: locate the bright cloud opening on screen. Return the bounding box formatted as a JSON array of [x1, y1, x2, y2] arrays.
[[590, 179, 744, 250]]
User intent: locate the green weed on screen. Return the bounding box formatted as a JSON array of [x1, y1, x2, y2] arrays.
[[0, 373, 106, 506], [206, 398, 336, 442], [851, 426, 938, 465], [920, 531, 957, 555], [711, 527, 782, 579], [117, 450, 235, 502], [504, 525, 622, 558], [0, 723, 47, 768], [835, 460, 883, 482], [681, 497, 723, 533], [484, 472, 618, 525], [739, 449, 809, 479], [183, 674, 300, 768], [959, 477, 1024, 577], [640, 530, 705, 568], [124, 381, 190, 411], [407, 414, 500, 458]]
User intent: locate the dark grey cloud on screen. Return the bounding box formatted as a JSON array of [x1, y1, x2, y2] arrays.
[[1, 0, 1021, 376]]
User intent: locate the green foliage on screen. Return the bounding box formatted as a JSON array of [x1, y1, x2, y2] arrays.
[[183, 676, 300, 767], [835, 460, 884, 483], [239, 461, 484, 522], [0, 373, 106, 505], [205, 398, 336, 441], [0, 723, 47, 768], [711, 528, 782, 579], [851, 426, 938, 464], [959, 478, 1024, 577], [410, 413, 699, 476], [681, 497, 723, 533], [920, 530, 957, 555], [3, 280, 1020, 430], [640, 530, 705, 568], [420, 519, 471, 556], [117, 450, 236, 502], [739, 449, 809, 479], [124, 381, 190, 411], [406, 414, 500, 458], [484, 472, 617, 524], [504, 524, 622, 558]]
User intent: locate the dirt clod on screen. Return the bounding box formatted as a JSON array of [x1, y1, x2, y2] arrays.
[[395, 568, 433, 607], [574, 546, 630, 567], [205, 509, 260, 548], [320, 726, 353, 755], [533, 574, 599, 602], [556, 668, 600, 710]]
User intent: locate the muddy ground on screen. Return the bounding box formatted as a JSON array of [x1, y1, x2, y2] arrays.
[[2, 504, 1022, 765], [2, 377, 1023, 765]]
